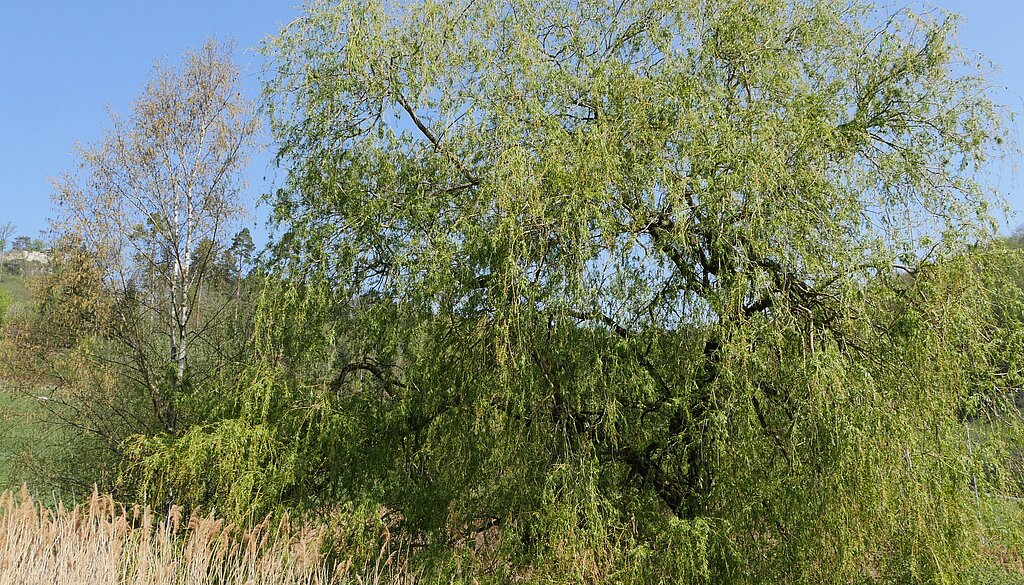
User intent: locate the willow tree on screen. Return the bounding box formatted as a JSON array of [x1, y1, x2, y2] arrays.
[[136, 0, 1022, 581]]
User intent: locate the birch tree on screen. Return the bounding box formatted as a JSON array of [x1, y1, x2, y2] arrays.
[[52, 40, 257, 433]]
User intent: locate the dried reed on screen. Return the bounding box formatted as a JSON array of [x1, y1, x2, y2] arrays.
[[0, 486, 413, 585]]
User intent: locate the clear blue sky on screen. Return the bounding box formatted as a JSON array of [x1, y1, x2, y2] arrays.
[[0, 1, 299, 246], [1, 1, 1023, 246]]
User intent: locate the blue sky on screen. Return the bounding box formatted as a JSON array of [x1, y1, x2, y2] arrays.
[[0, 1, 297, 245], [1, 1, 1023, 246]]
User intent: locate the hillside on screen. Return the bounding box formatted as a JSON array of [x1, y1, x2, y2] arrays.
[[0, 274, 39, 489], [0, 274, 28, 316]]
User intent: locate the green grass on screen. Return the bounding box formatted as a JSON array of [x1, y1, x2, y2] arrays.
[[0, 270, 27, 293], [0, 272, 48, 489], [0, 272, 30, 315], [0, 384, 37, 488], [0, 380, 74, 497]]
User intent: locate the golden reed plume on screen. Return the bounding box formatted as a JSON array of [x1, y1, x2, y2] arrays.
[[0, 486, 414, 584]]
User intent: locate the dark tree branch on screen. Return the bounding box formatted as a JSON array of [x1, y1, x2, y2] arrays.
[[394, 90, 480, 187]]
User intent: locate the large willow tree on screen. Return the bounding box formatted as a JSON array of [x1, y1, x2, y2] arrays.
[[133, 0, 1024, 582]]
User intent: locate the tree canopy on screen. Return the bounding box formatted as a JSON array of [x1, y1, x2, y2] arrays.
[[90, 0, 1024, 582]]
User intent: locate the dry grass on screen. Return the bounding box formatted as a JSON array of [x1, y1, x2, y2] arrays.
[[0, 486, 414, 585]]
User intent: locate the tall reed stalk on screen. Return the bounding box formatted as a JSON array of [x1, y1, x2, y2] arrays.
[[0, 486, 412, 585]]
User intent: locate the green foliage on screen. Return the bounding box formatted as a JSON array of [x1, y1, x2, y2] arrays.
[[5, 41, 262, 501], [123, 365, 299, 521], [32, 237, 107, 348], [126, 0, 1024, 582], [51, 39, 257, 433]]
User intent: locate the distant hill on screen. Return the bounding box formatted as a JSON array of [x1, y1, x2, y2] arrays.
[[3, 251, 48, 265], [1, 251, 48, 281]]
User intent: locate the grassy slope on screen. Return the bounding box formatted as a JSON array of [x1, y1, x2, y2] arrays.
[[0, 392, 37, 488], [0, 273, 43, 489], [0, 273, 26, 303]]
